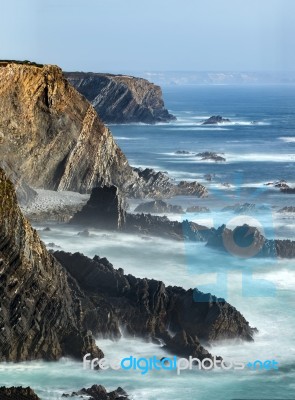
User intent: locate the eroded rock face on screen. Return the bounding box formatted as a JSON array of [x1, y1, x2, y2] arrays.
[[0, 168, 102, 361], [65, 72, 176, 124], [70, 185, 126, 229], [0, 62, 135, 194], [54, 251, 256, 360]]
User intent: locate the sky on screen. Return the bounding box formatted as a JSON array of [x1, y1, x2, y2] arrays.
[[1, 0, 295, 73]]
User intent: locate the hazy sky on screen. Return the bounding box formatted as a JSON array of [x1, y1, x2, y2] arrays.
[[1, 0, 295, 72]]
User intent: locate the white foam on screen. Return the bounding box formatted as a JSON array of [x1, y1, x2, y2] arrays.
[[279, 136, 295, 143], [114, 136, 147, 140]]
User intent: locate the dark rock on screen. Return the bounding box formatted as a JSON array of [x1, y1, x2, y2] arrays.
[[70, 185, 126, 230], [281, 187, 295, 194], [0, 387, 40, 400], [202, 115, 231, 125], [63, 385, 129, 399], [264, 180, 289, 189], [0, 168, 102, 361], [204, 174, 215, 181], [134, 200, 184, 214], [43, 226, 51, 231], [65, 72, 176, 124], [196, 152, 226, 162], [186, 206, 210, 213], [175, 150, 192, 154], [54, 251, 256, 360], [278, 206, 295, 213]]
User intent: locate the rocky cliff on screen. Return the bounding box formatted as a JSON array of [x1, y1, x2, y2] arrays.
[[0, 168, 102, 361], [65, 72, 175, 124], [0, 61, 205, 199], [0, 61, 135, 194]]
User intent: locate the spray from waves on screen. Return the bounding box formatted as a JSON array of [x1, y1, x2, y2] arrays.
[[278, 136, 295, 143]]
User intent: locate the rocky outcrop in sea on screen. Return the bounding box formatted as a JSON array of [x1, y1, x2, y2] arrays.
[[65, 72, 176, 124], [202, 115, 231, 125], [54, 251, 256, 359]]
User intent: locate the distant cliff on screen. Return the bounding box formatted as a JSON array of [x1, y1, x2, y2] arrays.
[[64, 72, 176, 124]]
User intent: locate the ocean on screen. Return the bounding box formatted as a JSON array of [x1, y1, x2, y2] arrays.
[[1, 84, 295, 399]]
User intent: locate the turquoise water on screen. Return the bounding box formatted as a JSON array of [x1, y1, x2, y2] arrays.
[[1, 85, 295, 399]]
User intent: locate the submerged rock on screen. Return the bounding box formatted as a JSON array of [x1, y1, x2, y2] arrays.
[[65, 72, 176, 124]]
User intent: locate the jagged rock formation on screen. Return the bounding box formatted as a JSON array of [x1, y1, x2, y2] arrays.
[[0, 168, 102, 361], [202, 115, 231, 125], [54, 251, 256, 360], [71, 185, 126, 229], [134, 200, 184, 214], [62, 385, 129, 399], [196, 152, 226, 162], [0, 387, 40, 400], [65, 72, 176, 124], [131, 168, 208, 198]]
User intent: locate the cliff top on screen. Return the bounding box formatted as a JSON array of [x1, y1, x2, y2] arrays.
[[0, 60, 44, 68]]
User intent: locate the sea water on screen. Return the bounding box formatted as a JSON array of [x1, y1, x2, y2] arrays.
[[1, 85, 295, 399]]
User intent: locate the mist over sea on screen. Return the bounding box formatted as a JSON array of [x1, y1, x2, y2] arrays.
[[1, 84, 295, 399]]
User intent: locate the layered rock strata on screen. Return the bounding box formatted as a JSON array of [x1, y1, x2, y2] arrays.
[[65, 72, 175, 124]]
